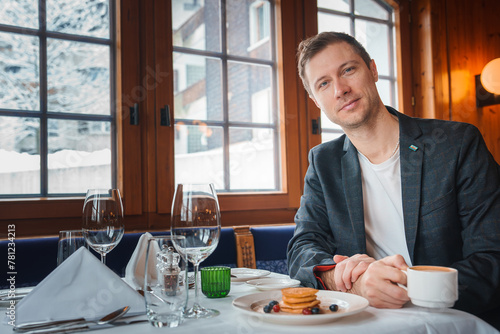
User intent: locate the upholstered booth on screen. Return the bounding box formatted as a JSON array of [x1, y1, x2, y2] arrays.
[[0, 228, 238, 289], [250, 225, 295, 274], [233, 224, 295, 275]]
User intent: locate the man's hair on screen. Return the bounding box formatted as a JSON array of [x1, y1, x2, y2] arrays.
[[297, 32, 372, 95]]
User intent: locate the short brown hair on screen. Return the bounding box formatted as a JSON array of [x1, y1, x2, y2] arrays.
[[297, 32, 372, 95]]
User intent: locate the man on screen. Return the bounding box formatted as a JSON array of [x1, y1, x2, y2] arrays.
[[287, 32, 500, 326]]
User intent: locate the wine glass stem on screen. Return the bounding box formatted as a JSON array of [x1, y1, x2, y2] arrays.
[[193, 263, 200, 306], [101, 253, 106, 265]]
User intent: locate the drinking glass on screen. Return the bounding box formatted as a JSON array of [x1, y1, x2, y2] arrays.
[[82, 189, 125, 265], [57, 230, 87, 266], [170, 183, 221, 319], [144, 236, 189, 328]]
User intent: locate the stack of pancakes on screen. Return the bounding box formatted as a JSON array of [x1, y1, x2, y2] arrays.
[[279, 287, 320, 314]]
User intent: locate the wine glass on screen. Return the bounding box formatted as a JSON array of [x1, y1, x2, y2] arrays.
[[82, 189, 125, 265], [170, 183, 221, 319]]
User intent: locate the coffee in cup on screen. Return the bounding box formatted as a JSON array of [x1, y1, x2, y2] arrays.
[[404, 265, 458, 308]]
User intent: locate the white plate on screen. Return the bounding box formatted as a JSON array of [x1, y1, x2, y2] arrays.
[[232, 290, 369, 325], [0, 287, 33, 305], [231, 268, 271, 282], [246, 278, 301, 291]]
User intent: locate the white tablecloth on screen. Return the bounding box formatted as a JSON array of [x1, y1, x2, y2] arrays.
[[2, 273, 498, 334]]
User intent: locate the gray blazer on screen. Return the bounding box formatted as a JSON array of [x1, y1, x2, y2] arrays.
[[287, 107, 500, 315]]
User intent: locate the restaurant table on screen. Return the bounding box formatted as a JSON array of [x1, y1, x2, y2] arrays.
[[1, 272, 498, 334]]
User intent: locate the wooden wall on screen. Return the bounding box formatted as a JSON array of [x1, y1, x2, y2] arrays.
[[410, 0, 500, 163]]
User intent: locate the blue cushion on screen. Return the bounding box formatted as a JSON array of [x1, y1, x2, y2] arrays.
[[202, 228, 237, 268], [0, 228, 237, 289], [0, 237, 59, 289], [250, 225, 295, 274]]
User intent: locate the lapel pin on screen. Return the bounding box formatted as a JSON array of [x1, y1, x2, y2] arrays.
[[409, 145, 418, 151]]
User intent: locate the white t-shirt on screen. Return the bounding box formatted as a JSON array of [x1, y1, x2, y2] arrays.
[[357, 148, 412, 266]]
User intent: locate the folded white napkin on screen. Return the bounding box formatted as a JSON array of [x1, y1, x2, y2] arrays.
[[124, 232, 160, 290], [12, 247, 145, 325]]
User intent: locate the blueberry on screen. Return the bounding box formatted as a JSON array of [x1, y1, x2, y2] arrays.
[[311, 307, 320, 314], [329, 304, 339, 312], [269, 300, 279, 307], [263, 305, 272, 313]]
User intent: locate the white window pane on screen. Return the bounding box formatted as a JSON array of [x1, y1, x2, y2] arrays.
[[318, 13, 350, 34], [321, 114, 345, 142], [355, 0, 389, 20], [321, 131, 344, 143], [47, 0, 110, 39], [172, 0, 221, 53], [355, 20, 390, 76], [228, 62, 273, 123], [376, 79, 395, 108], [0, 32, 40, 111], [174, 53, 223, 121], [0, 0, 38, 29], [47, 119, 111, 194], [175, 124, 224, 189], [229, 128, 276, 190], [47, 39, 110, 115], [321, 113, 342, 130], [0, 116, 40, 195], [228, 0, 272, 60], [318, 0, 350, 12]]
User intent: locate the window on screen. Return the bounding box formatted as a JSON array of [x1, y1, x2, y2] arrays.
[[317, 0, 397, 142], [172, 0, 280, 192], [0, 0, 115, 197], [250, 1, 271, 46]]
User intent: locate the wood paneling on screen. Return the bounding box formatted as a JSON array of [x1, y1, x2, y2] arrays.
[[445, 0, 500, 163], [410, 0, 500, 163], [390, 0, 414, 117]]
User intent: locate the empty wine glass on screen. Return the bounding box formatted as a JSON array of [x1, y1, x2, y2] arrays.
[[170, 183, 221, 319], [82, 189, 125, 265]]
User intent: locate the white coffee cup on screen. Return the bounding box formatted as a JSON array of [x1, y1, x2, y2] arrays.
[[404, 265, 458, 308]]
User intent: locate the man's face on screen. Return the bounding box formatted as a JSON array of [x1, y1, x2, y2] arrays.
[[305, 42, 381, 130]]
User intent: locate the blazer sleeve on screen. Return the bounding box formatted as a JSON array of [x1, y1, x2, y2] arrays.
[[452, 125, 500, 315], [287, 148, 338, 288]]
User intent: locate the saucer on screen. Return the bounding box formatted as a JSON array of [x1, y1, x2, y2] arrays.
[[246, 278, 301, 291]]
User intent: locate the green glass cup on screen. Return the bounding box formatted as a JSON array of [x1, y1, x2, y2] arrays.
[[201, 266, 231, 298]]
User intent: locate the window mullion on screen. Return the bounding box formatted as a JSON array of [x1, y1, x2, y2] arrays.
[[39, 0, 48, 197], [270, 0, 280, 190], [221, 0, 230, 191]]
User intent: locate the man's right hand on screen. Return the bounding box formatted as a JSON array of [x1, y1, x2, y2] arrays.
[[348, 255, 410, 308]]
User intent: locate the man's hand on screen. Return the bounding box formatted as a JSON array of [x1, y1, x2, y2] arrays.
[[316, 254, 410, 309], [316, 253, 375, 291], [349, 255, 410, 308], [333, 254, 375, 292]]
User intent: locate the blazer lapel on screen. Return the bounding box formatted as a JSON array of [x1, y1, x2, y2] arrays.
[[341, 137, 366, 253], [395, 109, 424, 264]]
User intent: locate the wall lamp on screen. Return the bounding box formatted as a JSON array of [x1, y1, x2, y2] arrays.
[[476, 58, 500, 107]]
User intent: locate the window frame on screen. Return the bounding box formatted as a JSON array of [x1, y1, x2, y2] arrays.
[[0, 0, 117, 199], [154, 0, 302, 216], [171, 0, 281, 193]]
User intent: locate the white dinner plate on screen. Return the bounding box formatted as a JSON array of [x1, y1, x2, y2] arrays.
[[0, 287, 32, 305], [232, 290, 369, 325], [246, 278, 301, 291], [231, 268, 271, 282]]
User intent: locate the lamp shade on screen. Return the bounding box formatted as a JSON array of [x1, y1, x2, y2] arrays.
[[480, 58, 500, 94]]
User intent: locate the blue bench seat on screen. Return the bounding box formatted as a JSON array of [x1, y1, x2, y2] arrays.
[[0, 228, 237, 289]]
